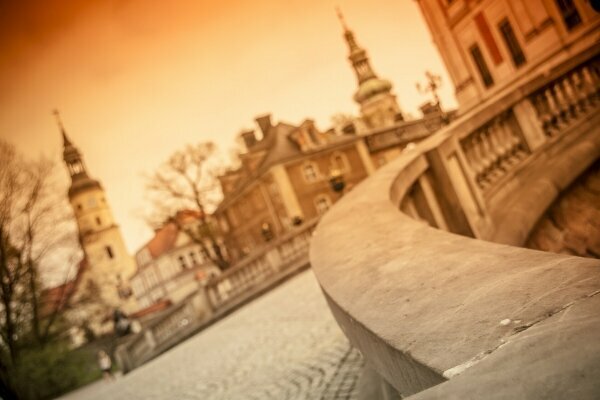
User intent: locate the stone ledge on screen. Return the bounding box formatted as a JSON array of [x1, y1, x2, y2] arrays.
[[310, 148, 600, 397]]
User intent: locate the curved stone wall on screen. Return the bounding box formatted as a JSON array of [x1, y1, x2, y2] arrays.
[[526, 161, 600, 258], [310, 49, 600, 398]]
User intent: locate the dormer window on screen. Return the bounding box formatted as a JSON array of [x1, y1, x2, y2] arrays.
[[302, 162, 319, 183]]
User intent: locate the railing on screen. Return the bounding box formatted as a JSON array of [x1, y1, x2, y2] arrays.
[[310, 47, 600, 398], [116, 219, 318, 372], [206, 224, 314, 308]]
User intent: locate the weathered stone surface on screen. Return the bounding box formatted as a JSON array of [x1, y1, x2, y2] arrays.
[[59, 271, 364, 400], [310, 137, 600, 397], [410, 294, 600, 400]]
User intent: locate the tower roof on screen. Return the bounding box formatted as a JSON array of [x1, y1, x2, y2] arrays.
[[53, 110, 102, 198], [335, 9, 394, 104]]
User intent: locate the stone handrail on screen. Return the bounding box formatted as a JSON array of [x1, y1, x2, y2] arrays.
[[116, 219, 318, 372], [206, 219, 316, 309], [310, 48, 600, 398]]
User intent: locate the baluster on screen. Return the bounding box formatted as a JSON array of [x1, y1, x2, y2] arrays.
[[562, 74, 578, 118], [473, 133, 491, 188], [581, 65, 599, 105], [530, 92, 552, 137], [487, 119, 508, 173], [572, 68, 589, 113], [480, 128, 500, 183], [552, 81, 570, 126], [462, 136, 485, 188], [544, 86, 562, 133], [490, 117, 511, 170], [505, 113, 527, 162]]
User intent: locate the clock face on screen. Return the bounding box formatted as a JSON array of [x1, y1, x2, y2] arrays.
[[88, 197, 97, 208]]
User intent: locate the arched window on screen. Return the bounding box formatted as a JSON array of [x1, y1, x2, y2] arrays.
[[330, 152, 350, 173], [302, 162, 319, 183], [314, 194, 332, 215]]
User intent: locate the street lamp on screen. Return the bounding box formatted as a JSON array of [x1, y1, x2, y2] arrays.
[[261, 222, 274, 242], [329, 168, 346, 195]]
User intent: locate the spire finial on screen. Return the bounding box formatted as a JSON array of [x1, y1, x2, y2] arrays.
[[53, 109, 71, 146], [336, 6, 348, 31]]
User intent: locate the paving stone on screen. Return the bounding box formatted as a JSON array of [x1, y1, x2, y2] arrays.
[[59, 271, 364, 400]]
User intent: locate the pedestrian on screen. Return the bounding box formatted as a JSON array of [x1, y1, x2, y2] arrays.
[[97, 350, 115, 381]]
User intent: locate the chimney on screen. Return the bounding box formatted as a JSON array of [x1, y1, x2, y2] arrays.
[[255, 114, 272, 138], [240, 130, 257, 151]]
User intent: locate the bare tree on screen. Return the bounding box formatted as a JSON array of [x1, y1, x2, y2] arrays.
[[0, 140, 79, 389], [146, 142, 229, 270]]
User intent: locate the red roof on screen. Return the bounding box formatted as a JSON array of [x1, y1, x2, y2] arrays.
[[129, 299, 172, 319], [41, 259, 87, 318], [145, 210, 203, 259], [147, 223, 179, 259]]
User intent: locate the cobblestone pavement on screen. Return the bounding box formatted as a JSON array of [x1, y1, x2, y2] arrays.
[[60, 270, 364, 400]]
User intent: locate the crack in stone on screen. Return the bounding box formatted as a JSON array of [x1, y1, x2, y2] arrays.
[[442, 288, 600, 379]]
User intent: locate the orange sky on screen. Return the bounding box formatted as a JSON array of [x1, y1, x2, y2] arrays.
[[0, 0, 456, 255]]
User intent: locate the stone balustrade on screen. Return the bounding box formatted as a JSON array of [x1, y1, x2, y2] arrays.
[[116, 219, 318, 372], [310, 47, 600, 398]]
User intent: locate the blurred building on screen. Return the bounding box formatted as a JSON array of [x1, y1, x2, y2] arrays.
[[130, 210, 221, 309], [56, 113, 137, 337], [416, 0, 599, 110], [215, 115, 375, 261], [336, 9, 404, 130]]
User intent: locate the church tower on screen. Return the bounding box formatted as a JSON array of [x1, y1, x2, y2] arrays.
[[56, 111, 136, 316], [337, 9, 403, 129]]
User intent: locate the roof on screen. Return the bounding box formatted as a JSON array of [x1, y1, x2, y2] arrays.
[[216, 117, 360, 211], [141, 210, 203, 260], [40, 259, 87, 318], [129, 299, 172, 320]]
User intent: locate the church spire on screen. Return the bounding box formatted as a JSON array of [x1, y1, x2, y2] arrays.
[[336, 7, 377, 85], [335, 10, 402, 127], [54, 110, 101, 197], [53, 109, 72, 147]]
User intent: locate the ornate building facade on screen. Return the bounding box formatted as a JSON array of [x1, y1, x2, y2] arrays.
[[130, 211, 221, 310], [416, 0, 599, 110], [214, 114, 375, 262], [57, 112, 137, 334]]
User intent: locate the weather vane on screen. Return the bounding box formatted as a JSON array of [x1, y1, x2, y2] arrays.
[[416, 71, 442, 109]]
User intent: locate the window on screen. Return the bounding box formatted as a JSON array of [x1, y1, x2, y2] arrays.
[[302, 163, 319, 183], [178, 255, 187, 269], [189, 252, 198, 266], [555, 0, 582, 31], [314, 195, 332, 215], [499, 19, 526, 68], [76, 204, 83, 211], [330, 153, 350, 173], [470, 44, 495, 88], [105, 245, 114, 259], [95, 216, 102, 226]]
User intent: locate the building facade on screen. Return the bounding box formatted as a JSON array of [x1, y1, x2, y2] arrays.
[[57, 113, 137, 335], [417, 0, 600, 110], [130, 211, 221, 310], [215, 115, 376, 261]]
